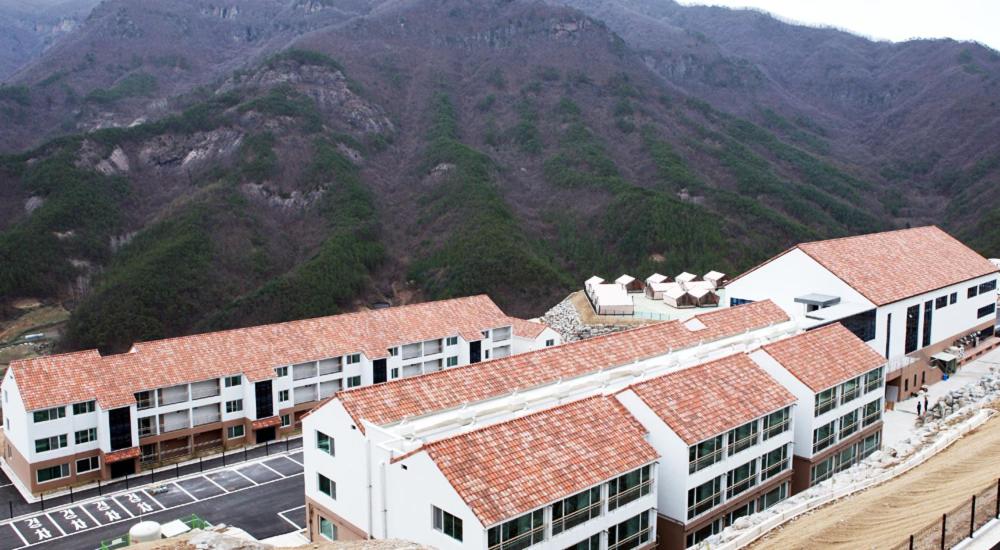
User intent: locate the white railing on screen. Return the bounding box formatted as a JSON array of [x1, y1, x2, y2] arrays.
[[191, 381, 220, 400], [887, 355, 917, 373], [690, 446, 724, 473], [192, 406, 221, 426], [159, 412, 190, 433], [609, 526, 651, 550], [609, 479, 653, 510], [552, 500, 601, 534], [158, 385, 189, 406], [762, 419, 790, 440], [293, 363, 318, 381]]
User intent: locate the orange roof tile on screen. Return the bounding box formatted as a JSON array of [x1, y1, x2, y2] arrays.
[[506, 317, 551, 339], [797, 226, 997, 306], [339, 300, 789, 429], [761, 324, 886, 392], [626, 353, 796, 445], [8, 295, 525, 411], [412, 396, 658, 526]]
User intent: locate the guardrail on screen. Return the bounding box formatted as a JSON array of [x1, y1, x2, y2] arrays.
[[892, 479, 1000, 550]]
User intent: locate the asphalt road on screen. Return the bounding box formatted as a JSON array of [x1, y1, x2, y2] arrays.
[[0, 453, 306, 549]]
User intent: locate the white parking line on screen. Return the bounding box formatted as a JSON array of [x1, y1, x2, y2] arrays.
[[8, 523, 28, 547], [277, 505, 306, 531], [171, 481, 198, 502], [110, 497, 136, 518], [143, 490, 167, 511], [232, 469, 258, 486], [202, 475, 228, 494], [43, 513, 67, 536], [259, 461, 285, 478], [79, 506, 100, 528], [284, 455, 304, 466], [0, 483, 13, 489]]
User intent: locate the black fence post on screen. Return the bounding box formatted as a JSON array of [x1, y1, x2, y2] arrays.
[[244, 447, 248, 462], [39, 492, 44, 511], [222, 449, 226, 467], [285, 437, 289, 452], [69, 485, 73, 503], [8, 500, 12, 519], [265, 441, 269, 456], [125, 473, 129, 490], [98, 479, 102, 496], [199, 457, 203, 473], [175, 463, 179, 478], [971, 495, 977, 538], [909, 534, 914, 550], [941, 513, 947, 550], [151, 467, 155, 484]]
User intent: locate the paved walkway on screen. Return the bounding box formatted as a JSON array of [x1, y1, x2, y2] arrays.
[[883, 348, 1000, 447]]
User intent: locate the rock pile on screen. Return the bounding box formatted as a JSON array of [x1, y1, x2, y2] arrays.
[[540, 297, 629, 342]]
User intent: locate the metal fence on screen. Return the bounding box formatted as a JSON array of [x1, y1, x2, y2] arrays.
[[893, 478, 999, 550]]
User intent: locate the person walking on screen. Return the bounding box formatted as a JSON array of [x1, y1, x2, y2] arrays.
[[924, 394, 929, 413], [917, 400, 922, 417]]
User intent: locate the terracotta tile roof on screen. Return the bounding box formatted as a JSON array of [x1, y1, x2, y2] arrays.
[[797, 226, 998, 306], [761, 324, 886, 392], [505, 317, 551, 339], [625, 353, 796, 445], [412, 396, 658, 526], [8, 295, 523, 411], [339, 300, 789, 429]]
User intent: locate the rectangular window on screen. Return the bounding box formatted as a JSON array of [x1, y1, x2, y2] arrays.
[[138, 416, 155, 438], [391, 368, 399, 379], [860, 431, 881, 459], [35, 434, 67, 453], [978, 303, 996, 319], [863, 399, 882, 427], [76, 456, 99, 473], [969, 285, 980, 298], [280, 414, 291, 427], [224, 375, 241, 387], [346, 353, 361, 364], [564, 534, 600, 550], [815, 387, 837, 416], [813, 420, 836, 453], [687, 477, 722, 519], [432, 506, 464, 541], [935, 296, 948, 309], [545, 339, 555, 347], [275, 366, 288, 377], [135, 390, 154, 410], [446, 336, 458, 346], [317, 431, 334, 455], [922, 300, 933, 348], [686, 519, 722, 548], [951, 292, 958, 304], [72, 401, 96, 415], [725, 459, 758, 499], [840, 377, 861, 405], [864, 367, 884, 394], [279, 390, 289, 402], [728, 420, 759, 455], [761, 444, 790, 481], [33, 406, 66, 423], [762, 407, 790, 440], [607, 511, 651, 550], [839, 409, 859, 439], [225, 399, 243, 413], [446, 356, 459, 367], [811, 455, 835, 484], [388, 347, 398, 357], [608, 465, 652, 510], [904, 304, 920, 354], [36, 464, 69, 483], [980, 280, 997, 293], [347, 376, 361, 388], [835, 443, 858, 473], [74, 428, 97, 445], [758, 482, 788, 511], [318, 473, 336, 499], [840, 309, 876, 342], [689, 435, 725, 473], [227, 425, 245, 439], [552, 486, 601, 535], [319, 517, 337, 541], [487, 510, 544, 550]]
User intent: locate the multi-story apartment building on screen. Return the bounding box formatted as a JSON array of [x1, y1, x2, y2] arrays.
[[302, 301, 797, 546], [616, 354, 797, 549], [725, 226, 999, 403], [750, 324, 886, 493], [1, 296, 557, 495]]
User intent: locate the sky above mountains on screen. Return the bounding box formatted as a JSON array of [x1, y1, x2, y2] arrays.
[[681, 0, 1000, 51]]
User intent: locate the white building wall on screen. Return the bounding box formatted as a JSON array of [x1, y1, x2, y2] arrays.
[[2, 370, 30, 458], [749, 350, 815, 459]]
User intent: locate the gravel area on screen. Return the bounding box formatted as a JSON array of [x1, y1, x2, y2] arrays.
[[539, 294, 632, 342]]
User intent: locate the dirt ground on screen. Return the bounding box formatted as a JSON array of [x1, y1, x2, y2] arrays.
[[751, 412, 1000, 549], [569, 291, 652, 327]]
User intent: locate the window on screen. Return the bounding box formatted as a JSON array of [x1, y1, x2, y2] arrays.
[[951, 292, 958, 305], [565, 534, 600, 550], [686, 519, 722, 548], [224, 375, 241, 387], [839, 409, 859, 439], [607, 511, 651, 550], [762, 407, 790, 440], [904, 304, 920, 354], [725, 501, 756, 528], [319, 517, 337, 541], [74, 428, 97, 445], [811, 455, 835, 484], [813, 420, 836, 453], [433, 506, 463, 541], [978, 303, 996, 319], [840, 309, 876, 342], [728, 420, 759, 455], [687, 477, 722, 519], [73, 401, 95, 415], [726, 460, 758, 499], [969, 285, 980, 298], [545, 339, 555, 347], [730, 298, 754, 307], [225, 399, 243, 413], [446, 356, 459, 367], [758, 482, 788, 511], [227, 425, 244, 439], [446, 336, 458, 346], [761, 444, 790, 481], [135, 391, 154, 410], [346, 353, 362, 365], [36, 464, 69, 483], [864, 367, 884, 394], [840, 377, 861, 404], [552, 487, 601, 535], [138, 416, 155, 437], [835, 444, 858, 473], [485, 350, 491, 359], [33, 406, 65, 423], [35, 434, 67, 453], [76, 456, 99, 473], [493, 327, 511, 342], [391, 368, 399, 378], [608, 465, 652, 510], [279, 390, 289, 402], [274, 366, 288, 377], [317, 431, 334, 455], [347, 376, 362, 388], [481, 330, 490, 339], [388, 347, 398, 357], [487, 510, 543, 550], [318, 473, 336, 499], [815, 387, 836, 416], [281, 414, 291, 427], [980, 280, 997, 293], [863, 399, 882, 427], [922, 300, 933, 348], [689, 435, 724, 473], [935, 296, 948, 309], [860, 431, 881, 459]]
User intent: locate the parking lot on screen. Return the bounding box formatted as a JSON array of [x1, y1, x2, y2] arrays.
[[0, 453, 305, 549]]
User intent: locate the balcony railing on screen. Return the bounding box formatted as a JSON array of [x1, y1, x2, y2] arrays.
[[840, 420, 859, 439], [136, 394, 154, 410], [159, 413, 190, 433], [863, 410, 882, 427], [887, 355, 917, 373], [840, 387, 860, 405], [192, 406, 221, 427], [158, 386, 189, 407], [293, 363, 318, 381], [728, 432, 758, 456], [864, 378, 883, 394], [191, 381, 220, 400], [608, 479, 653, 511], [813, 432, 836, 454], [487, 524, 545, 550], [294, 386, 318, 405], [815, 395, 837, 416], [138, 422, 156, 438], [761, 458, 789, 481], [608, 526, 651, 550], [689, 447, 724, 474], [726, 475, 757, 499], [552, 500, 602, 535], [687, 490, 721, 520], [762, 419, 790, 440]]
